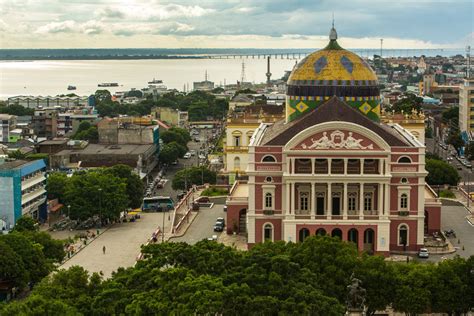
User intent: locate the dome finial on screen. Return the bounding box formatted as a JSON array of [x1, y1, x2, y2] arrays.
[[329, 14, 337, 41]]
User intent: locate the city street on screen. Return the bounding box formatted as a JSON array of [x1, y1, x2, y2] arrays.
[[60, 212, 172, 278], [171, 204, 226, 244]]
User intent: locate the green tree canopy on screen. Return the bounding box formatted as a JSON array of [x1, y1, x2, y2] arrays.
[[0, 240, 28, 289], [12, 217, 38, 232], [172, 166, 217, 190], [46, 172, 68, 201], [425, 158, 460, 185], [159, 143, 180, 165], [0, 103, 35, 116], [391, 93, 423, 114], [103, 165, 144, 208]]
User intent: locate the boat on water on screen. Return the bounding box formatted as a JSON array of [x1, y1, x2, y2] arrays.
[[98, 83, 119, 87], [148, 78, 163, 84], [67, 85, 77, 90]]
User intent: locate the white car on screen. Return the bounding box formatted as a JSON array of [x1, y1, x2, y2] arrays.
[[198, 154, 206, 160], [418, 248, 429, 258], [183, 152, 192, 159], [190, 150, 196, 156]]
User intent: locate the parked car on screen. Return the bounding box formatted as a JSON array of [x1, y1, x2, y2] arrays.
[[198, 154, 206, 160], [216, 217, 225, 226], [195, 196, 210, 203], [418, 248, 429, 258], [213, 222, 224, 232], [190, 150, 196, 156], [194, 137, 200, 142]]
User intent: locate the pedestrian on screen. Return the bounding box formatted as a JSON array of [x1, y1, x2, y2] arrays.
[[102, 245, 106, 254]]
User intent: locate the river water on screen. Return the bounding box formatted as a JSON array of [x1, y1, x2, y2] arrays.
[[0, 58, 297, 99]]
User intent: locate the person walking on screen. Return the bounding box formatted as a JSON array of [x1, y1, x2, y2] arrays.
[[102, 245, 106, 255]]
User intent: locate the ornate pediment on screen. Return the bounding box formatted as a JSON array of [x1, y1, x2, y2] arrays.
[[293, 129, 380, 150]]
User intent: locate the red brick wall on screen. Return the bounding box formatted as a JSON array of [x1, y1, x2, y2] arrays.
[[389, 220, 421, 251], [226, 204, 247, 234], [425, 205, 441, 234], [254, 218, 282, 243]]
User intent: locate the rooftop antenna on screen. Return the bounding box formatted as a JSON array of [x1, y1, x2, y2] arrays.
[[329, 13, 337, 41], [332, 12, 334, 28]]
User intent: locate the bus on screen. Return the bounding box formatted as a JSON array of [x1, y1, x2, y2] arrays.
[[142, 196, 174, 212]]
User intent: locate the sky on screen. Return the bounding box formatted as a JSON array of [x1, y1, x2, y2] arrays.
[[0, 0, 472, 49]]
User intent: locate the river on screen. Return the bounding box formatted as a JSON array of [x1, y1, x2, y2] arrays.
[[0, 58, 297, 99]]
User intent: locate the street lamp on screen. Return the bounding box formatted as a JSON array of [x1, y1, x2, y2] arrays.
[[98, 188, 102, 227], [67, 205, 71, 218]]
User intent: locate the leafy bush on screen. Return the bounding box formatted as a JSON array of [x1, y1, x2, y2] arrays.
[[201, 187, 228, 196]]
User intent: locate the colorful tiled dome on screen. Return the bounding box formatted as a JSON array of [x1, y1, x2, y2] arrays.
[[286, 27, 381, 122]]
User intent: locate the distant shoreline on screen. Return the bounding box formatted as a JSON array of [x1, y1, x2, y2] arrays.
[[0, 56, 210, 61]]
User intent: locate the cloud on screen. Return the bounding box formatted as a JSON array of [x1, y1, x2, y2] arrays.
[[35, 20, 77, 34], [95, 7, 125, 19]]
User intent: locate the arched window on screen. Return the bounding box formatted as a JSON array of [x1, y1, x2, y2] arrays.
[[398, 156, 412, 163], [262, 155, 276, 162], [398, 224, 408, 246], [265, 176, 273, 183], [299, 228, 310, 242], [263, 223, 273, 242], [234, 157, 241, 170], [401, 178, 408, 184], [316, 228, 326, 236], [265, 192, 273, 208], [400, 193, 408, 210], [331, 228, 342, 239]]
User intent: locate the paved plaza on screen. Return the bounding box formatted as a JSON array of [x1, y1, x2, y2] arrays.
[[60, 212, 172, 278]]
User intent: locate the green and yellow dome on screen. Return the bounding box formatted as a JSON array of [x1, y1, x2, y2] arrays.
[[286, 27, 381, 122]]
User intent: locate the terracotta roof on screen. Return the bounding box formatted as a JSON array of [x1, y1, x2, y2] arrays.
[[262, 96, 409, 146]]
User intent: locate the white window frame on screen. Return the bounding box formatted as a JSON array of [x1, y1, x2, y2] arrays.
[[263, 222, 274, 242], [397, 186, 411, 212], [262, 184, 276, 211], [265, 192, 273, 208], [400, 193, 408, 210], [299, 191, 309, 211], [363, 192, 373, 211], [348, 192, 357, 211]]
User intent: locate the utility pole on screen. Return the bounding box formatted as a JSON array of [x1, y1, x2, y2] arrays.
[[466, 45, 471, 79], [98, 188, 102, 227], [266, 56, 272, 86]]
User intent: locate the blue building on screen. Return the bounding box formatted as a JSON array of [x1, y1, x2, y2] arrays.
[[0, 159, 47, 230]]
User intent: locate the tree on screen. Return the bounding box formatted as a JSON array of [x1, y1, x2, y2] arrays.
[[391, 93, 423, 114], [0, 103, 35, 116], [64, 171, 128, 221], [0, 232, 50, 284], [46, 172, 68, 201], [12, 217, 38, 232], [0, 240, 27, 289], [28, 231, 65, 263], [159, 143, 180, 165], [447, 132, 463, 153], [172, 166, 217, 190], [94, 90, 112, 103], [169, 127, 191, 143], [425, 159, 460, 185], [76, 121, 91, 133], [73, 126, 98, 142], [160, 130, 185, 146], [167, 141, 187, 158], [7, 150, 26, 160], [104, 165, 144, 209]]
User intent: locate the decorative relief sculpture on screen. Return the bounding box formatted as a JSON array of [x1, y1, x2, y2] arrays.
[[300, 130, 373, 150]]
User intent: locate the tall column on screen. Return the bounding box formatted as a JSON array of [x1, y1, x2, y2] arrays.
[[311, 158, 315, 175], [327, 182, 332, 219], [378, 159, 383, 175], [328, 158, 332, 175], [360, 158, 365, 175], [383, 183, 389, 219], [290, 158, 295, 174], [377, 183, 383, 216], [343, 182, 348, 219], [344, 158, 348, 175], [290, 182, 294, 215], [285, 182, 290, 215], [311, 182, 316, 219], [359, 183, 364, 219]]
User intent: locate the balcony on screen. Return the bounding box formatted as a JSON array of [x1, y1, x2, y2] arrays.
[[22, 187, 47, 205], [22, 173, 46, 191]]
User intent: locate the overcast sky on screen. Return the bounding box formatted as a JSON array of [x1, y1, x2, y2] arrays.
[[0, 0, 472, 49]]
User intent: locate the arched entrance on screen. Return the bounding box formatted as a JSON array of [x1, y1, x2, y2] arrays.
[[299, 228, 310, 242], [363, 228, 375, 253], [348, 228, 359, 249], [315, 228, 327, 236], [331, 228, 342, 239], [238, 209, 247, 234]]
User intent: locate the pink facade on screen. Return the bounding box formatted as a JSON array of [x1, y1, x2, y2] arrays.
[[226, 97, 442, 255]]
